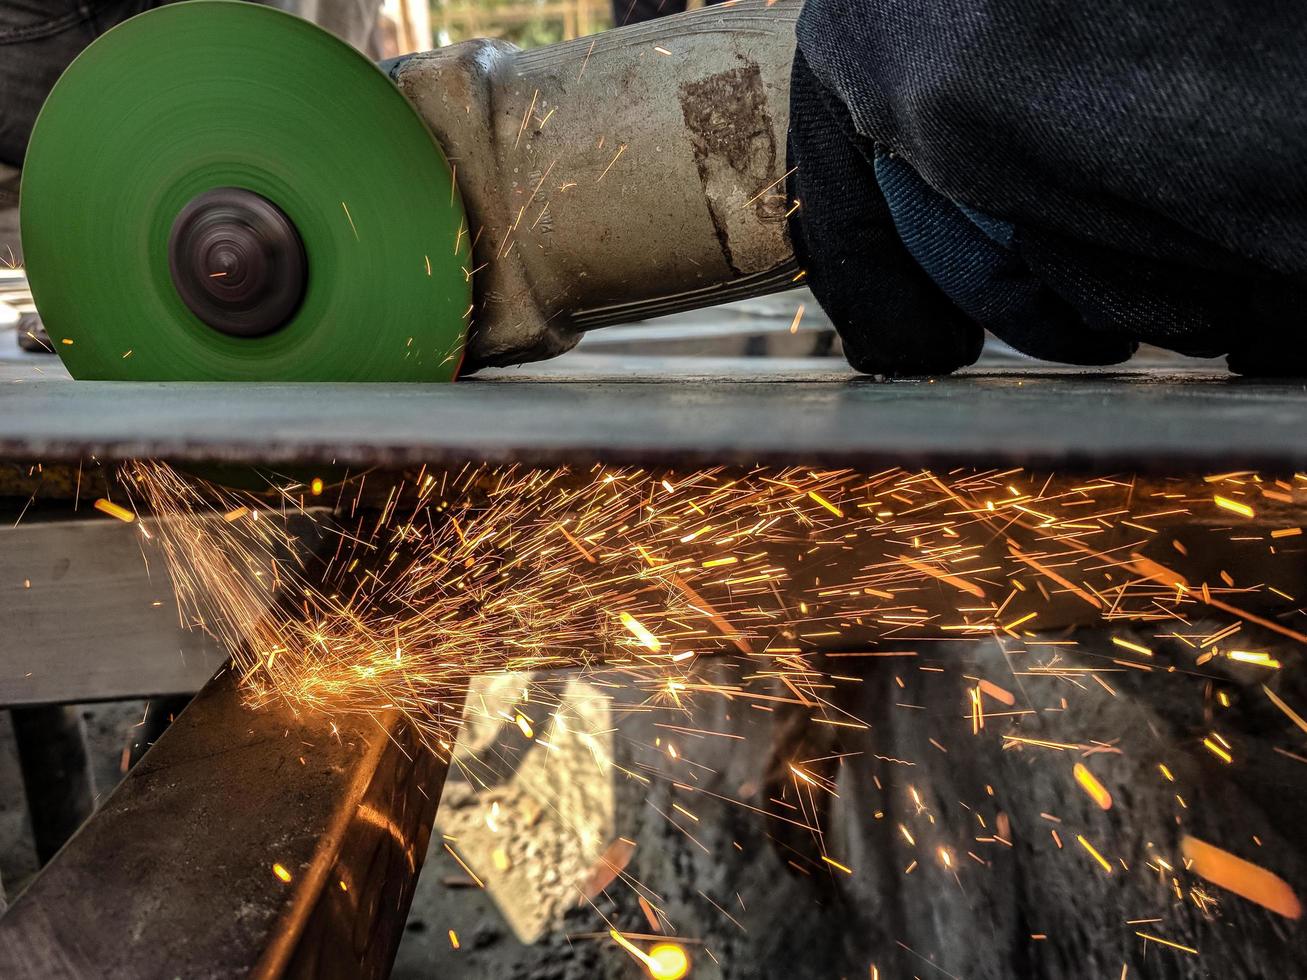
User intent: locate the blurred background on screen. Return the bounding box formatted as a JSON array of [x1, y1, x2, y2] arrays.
[[327, 0, 717, 58]]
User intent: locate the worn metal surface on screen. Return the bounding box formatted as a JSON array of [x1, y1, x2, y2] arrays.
[[0, 367, 1304, 473], [387, 0, 800, 369], [0, 667, 447, 979]]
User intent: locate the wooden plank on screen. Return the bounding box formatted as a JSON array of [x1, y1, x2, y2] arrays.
[[0, 518, 226, 706]]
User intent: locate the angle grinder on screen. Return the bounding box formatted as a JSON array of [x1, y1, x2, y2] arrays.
[[21, 0, 799, 382]]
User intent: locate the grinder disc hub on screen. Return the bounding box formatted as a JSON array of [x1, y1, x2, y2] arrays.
[[168, 187, 307, 338]]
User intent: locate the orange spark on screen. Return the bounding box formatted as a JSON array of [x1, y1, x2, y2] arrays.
[[94, 498, 135, 523], [898, 556, 985, 598], [1076, 835, 1112, 874], [1182, 836, 1301, 919], [1073, 763, 1113, 811], [978, 680, 1015, 706], [1263, 685, 1307, 735], [619, 612, 661, 651], [648, 943, 690, 980], [1214, 495, 1254, 518]]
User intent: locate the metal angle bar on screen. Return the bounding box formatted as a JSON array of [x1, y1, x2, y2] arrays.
[[0, 666, 448, 979]]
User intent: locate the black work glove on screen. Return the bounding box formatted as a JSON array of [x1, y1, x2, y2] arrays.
[[787, 0, 1307, 377]]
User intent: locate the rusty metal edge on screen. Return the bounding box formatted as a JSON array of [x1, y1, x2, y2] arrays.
[[0, 666, 447, 979], [2, 375, 1306, 476]]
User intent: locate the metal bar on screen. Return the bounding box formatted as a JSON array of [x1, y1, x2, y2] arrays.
[[0, 666, 447, 979], [0, 372, 1304, 474]]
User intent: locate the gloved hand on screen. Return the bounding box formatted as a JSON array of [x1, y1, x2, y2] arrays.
[[786, 0, 1307, 377]]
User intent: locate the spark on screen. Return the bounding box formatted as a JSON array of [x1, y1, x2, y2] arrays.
[[1182, 835, 1301, 919], [341, 202, 360, 241], [115, 458, 1307, 967], [1073, 763, 1113, 811], [808, 490, 843, 517], [1263, 685, 1307, 734], [1003, 611, 1037, 631], [1076, 834, 1112, 875], [742, 166, 798, 209], [577, 38, 596, 80], [978, 680, 1015, 706], [648, 943, 690, 980], [443, 843, 485, 889], [94, 498, 135, 523], [610, 929, 659, 971], [1203, 737, 1233, 763], [1003, 735, 1079, 751], [788, 304, 805, 334], [1214, 495, 1254, 518], [1229, 650, 1280, 668], [1110, 637, 1152, 657], [620, 612, 662, 652], [514, 89, 539, 149], [1135, 932, 1197, 955], [272, 862, 292, 883], [597, 144, 627, 182], [898, 556, 984, 598], [822, 855, 853, 874]]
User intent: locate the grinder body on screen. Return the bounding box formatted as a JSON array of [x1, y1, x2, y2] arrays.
[[389, 0, 801, 370]]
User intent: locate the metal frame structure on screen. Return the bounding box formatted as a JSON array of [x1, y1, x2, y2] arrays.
[[2, 368, 1305, 474], [0, 668, 445, 979], [0, 359, 1304, 975]]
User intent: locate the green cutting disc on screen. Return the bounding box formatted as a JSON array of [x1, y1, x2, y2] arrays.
[[21, 0, 471, 381]]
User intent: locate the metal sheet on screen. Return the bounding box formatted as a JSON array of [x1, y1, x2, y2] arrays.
[[0, 366, 1304, 473], [0, 667, 446, 979]]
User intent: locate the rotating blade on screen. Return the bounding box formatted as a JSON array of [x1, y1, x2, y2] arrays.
[[21, 0, 471, 382]]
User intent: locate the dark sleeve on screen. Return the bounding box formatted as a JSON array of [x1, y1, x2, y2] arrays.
[[0, 1, 164, 168], [789, 0, 1307, 375]]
